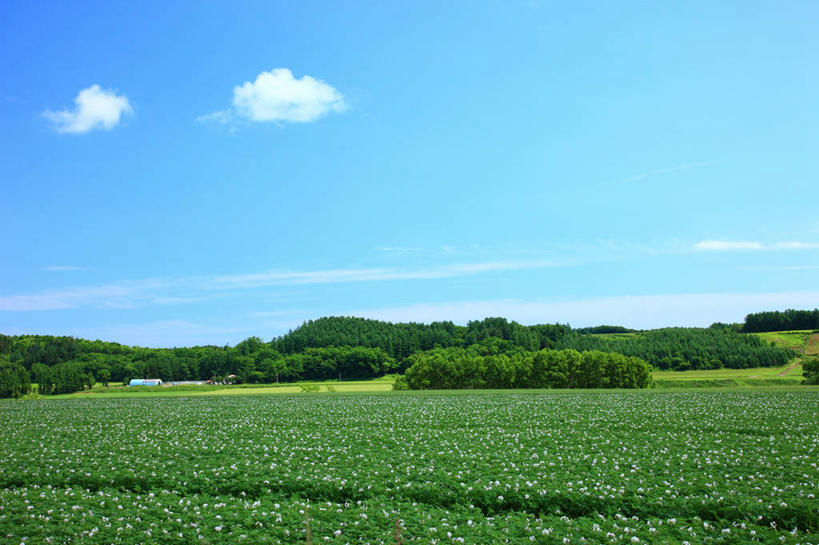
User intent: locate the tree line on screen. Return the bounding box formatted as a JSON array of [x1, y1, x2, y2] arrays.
[[398, 346, 652, 389], [740, 309, 819, 333], [0, 313, 805, 398]]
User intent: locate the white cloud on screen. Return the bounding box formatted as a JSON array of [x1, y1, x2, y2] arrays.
[[694, 240, 819, 251], [350, 292, 819, 330], [693, 240, 765, 251], [207, 260, 565, 289], [0, 260, 568, 312], [198, 68, 346, 125], [72, 321, 248, 348], [775, 241, 819, 250], [0, 279, 171, 311], [609, 161, 720, 185], [43, 85, 133, 134], [194, 109, 232, 125], [740, 265, 819, 272]]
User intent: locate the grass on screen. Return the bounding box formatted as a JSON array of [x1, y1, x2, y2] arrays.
[[651, 361, 806, 388], [652, 363, 802, 380], [752, 330, 815, 352]]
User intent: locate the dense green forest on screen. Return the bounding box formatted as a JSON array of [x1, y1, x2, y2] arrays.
[[0, 313, 803, 397], [741, 309, 819, 333], [273, 316, 571, 358]]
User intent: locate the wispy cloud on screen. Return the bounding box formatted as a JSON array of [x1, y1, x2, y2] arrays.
[[198, 68, 346, 127], [375, 246, 424, 255], [42, 85, 132, 134], [609, 161, 720, 185], [194, 109, 232, 125], [739, 264, 819, 272], [14, 291, 819, 347], [0, 279, 172, 311], [775, 241, 819, 250], [73, 320, 248, 348], [0, 260, 569, 312], [350, 291, 819, 330], [693, 240, 819, 251], [43, 265, 85, 272], [693, 240, 765, 251]]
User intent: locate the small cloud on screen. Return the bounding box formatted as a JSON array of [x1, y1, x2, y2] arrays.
[[693, 240, 764, 251], [198, 68, 346, 126], [375, 246, 423, 256], [42, 85, 133, 134], [609, 161, 720, 185], [44, 265, 85, 272], [740, 264, 819, 272], [693, 240, 819, 252], [194, 109, 232, 125], [775, 241, 819, 250]]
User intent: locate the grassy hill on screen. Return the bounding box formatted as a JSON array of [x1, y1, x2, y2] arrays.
[[650, 329, 818, 388]]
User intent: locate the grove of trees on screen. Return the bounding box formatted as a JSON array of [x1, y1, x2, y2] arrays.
[[0, 356, 31, 399], [400, 347, 652, 389], [803, 356, 819, 385], [741, 309, 819, 333]]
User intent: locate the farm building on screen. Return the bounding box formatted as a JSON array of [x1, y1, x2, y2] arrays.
[[128, 378, 163, 387]]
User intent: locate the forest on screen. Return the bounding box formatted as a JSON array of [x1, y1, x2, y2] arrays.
[[740, 308, 819, 333], [0, 312, 802, 397]]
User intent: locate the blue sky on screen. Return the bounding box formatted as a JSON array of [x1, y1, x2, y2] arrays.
[[2, 1, 819, 347]]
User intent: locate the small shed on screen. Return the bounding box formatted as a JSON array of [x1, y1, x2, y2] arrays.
[[128, 378, 163, 387]]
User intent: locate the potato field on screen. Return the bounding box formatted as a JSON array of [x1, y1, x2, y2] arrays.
[[1, 391, 818, 544]]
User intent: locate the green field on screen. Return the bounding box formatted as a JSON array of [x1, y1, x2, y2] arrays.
[[39, 376, 398, 399], [1, 390, 817, 544], [651, 362, 805, 388], [752, 330, 815, 352]]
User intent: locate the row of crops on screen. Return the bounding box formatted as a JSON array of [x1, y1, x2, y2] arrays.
[[1, 391, 818, 543]]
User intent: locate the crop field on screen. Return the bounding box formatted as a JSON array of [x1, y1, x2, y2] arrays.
[[1, 391, 818, 544]]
